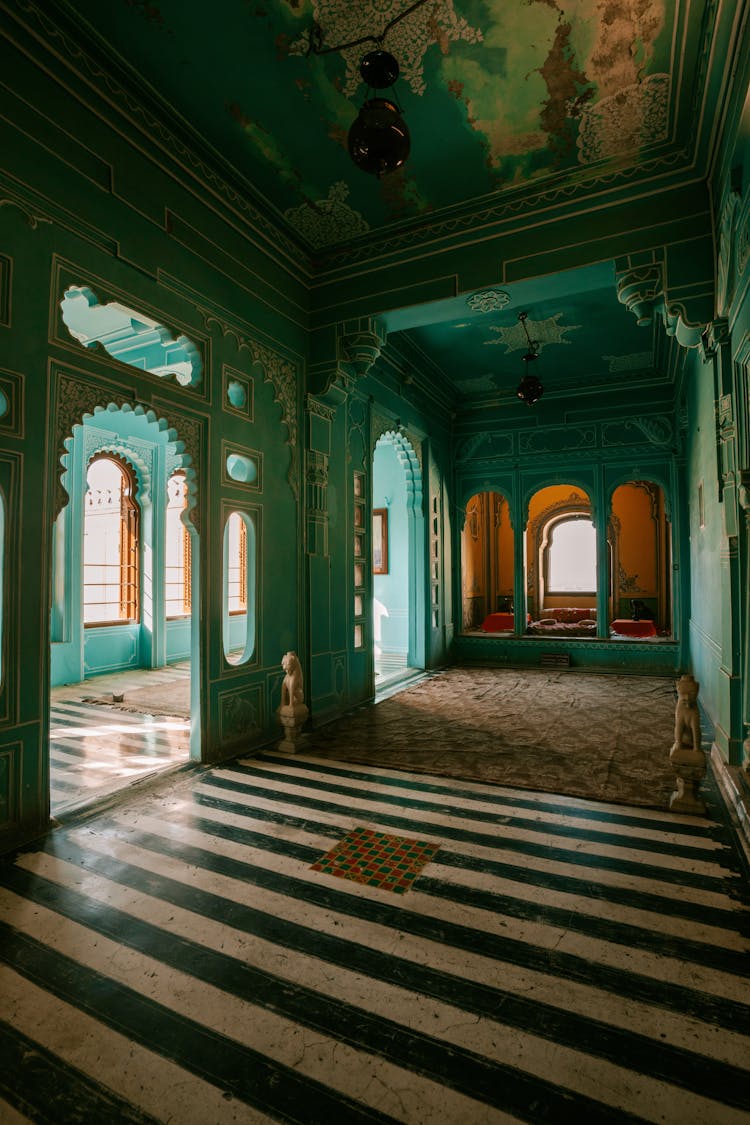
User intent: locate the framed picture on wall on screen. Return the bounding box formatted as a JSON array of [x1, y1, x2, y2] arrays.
[[373, 508, 389, 574]]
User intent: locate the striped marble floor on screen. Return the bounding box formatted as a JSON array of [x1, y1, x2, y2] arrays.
[[1, 751, 749, 1122], [50, 665, 191, 814]]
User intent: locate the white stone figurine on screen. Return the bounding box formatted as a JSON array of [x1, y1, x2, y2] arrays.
[[668, 673, 706, 814], [280, 650, 304, 708], [277, 651, 309, 753]]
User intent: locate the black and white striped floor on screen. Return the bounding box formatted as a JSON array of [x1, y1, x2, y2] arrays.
[[50, 666, 191, 813], [1, 751, 749, 1122]]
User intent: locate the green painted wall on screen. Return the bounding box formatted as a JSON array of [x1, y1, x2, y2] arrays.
[[1, 1, 749, 855], [0, 26, 311, 850]]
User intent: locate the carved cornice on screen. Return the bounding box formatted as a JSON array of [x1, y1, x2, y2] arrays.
[[616, 259, 664, 327], [305, 395, 336, 423], [201, 312, 300, 501], [699, 317, 731, 361], [316, 149, 691, 272], [309, 320, 387, 406], [616, 253, 709, 349], [340, 328, 385, 378]]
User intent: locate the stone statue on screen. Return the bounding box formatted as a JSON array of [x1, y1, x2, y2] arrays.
[[668, 673, 706, 813], [277, 651, 309, 753], [280, 651, 304, 708]]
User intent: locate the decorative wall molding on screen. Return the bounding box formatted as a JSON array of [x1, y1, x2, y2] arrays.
[[717, 189, 742, 316], [201, 312, 300, 500], [518, 425, 596, 455], [305, 395, 336, 423], [601, 415, 673, 448], [457, 414, 674, 467], [0, 369, 24, 439], [0, 193, 52, 231], [9, 0, 310, 272], [347, 396, 368, 469], [305, 449, 329, 556], [219, 683, 263, 746]]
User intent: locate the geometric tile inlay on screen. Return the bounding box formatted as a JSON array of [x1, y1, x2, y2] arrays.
[[311, 826, 440, 894]]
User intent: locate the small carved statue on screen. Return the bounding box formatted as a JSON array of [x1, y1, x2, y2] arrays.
[[669, 673, 706, 814], [280, 651, 304, 710], [278, 651, 308, 754], [673, 675, 702, 751]]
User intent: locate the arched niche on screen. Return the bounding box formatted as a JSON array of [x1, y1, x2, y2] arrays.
[[610, 480, 671, 638], [223, 511, 256, 665], [526, 484, 597, 628], [461, 490, 514, 631]]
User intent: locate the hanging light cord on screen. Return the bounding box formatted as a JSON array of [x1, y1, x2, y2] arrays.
[[518, 311, 539, 359], [306, 0, 432, 56]]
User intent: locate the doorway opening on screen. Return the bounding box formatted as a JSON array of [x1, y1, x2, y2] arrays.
[[372, 431, 425, 691], [49, 404, 199, 814]]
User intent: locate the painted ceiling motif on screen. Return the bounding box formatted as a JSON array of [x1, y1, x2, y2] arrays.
[[388, 261, 662, 403], [68, 0, 709, 252], [483, 314, 581, 354]]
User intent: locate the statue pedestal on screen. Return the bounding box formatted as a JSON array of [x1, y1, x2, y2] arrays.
[[669, 741, 707, 814], [277, 702, 309, 754]]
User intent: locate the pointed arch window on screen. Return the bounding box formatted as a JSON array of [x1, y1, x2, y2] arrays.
[[83, 454, 140, 624], [165, 471, 191, 618]]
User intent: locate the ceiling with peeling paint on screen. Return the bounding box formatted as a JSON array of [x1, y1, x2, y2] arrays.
[[67, 0, 712, 254]]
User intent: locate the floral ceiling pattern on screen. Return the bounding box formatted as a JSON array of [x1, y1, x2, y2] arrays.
[[70, 0, 711, 251]]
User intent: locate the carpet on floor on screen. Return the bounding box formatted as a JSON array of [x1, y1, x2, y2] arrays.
[[306, 667, 681, 809], [82, 679, 191, 719]]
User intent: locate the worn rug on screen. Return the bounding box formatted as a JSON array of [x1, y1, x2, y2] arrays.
[[82, 679, 191, 719], [306, 667, 680, 809]]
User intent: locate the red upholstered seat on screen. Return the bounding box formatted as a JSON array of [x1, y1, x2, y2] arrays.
[[481, 612, 514, 632], [610, 619, 657, 637]]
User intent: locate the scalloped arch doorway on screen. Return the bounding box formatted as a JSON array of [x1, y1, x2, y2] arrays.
[[372, 431, 426, 691]]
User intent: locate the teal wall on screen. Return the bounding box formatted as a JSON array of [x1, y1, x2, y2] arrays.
[[685, 348, 726, 740], [1, 1, 748, 855], [0, 20, 309, 850], [682, 38, 750, 768]]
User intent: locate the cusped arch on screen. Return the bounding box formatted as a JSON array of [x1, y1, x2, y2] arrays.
[[84, 442, 152, 506], [55, 389, 198, 528], [375, 429, 423, 512], [606, 474, 672, 522]]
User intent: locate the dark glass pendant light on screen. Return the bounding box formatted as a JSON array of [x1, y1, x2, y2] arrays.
[[516, 311, 545, 405], [348, 50, 410, 178]]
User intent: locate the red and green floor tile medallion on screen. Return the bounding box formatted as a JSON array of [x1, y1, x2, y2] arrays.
[[311, 826, 441, 893]]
